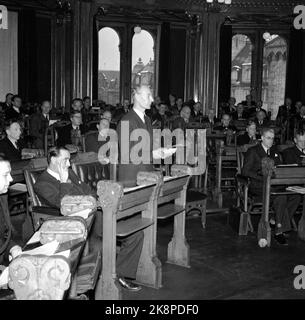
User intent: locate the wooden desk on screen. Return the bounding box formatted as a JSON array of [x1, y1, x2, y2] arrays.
[[261, 160, 305, 247], [7, 213, 95, 300], [158, 166, 191, 268], [95, 172, 163, 300]]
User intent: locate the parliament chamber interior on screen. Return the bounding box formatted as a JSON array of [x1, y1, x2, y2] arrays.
[[1, 0, 305, 301]]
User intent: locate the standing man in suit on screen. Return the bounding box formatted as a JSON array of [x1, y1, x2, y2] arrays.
[[5, 95, 23, 121], [0, 119, 25, 162], [34, 147, 143, 291], [282, 129, 305, 165], [242, 128, 300, 245], [0, 157, 22, 266], [30, 100, 55, 149], [56, 110, 85, 149], [117, 85, 155, 187]]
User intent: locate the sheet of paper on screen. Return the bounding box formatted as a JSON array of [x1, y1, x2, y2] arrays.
[[49, 120, 58, 126], [0, 267, 8, 287], [54, 249, 70, 258], [27, 231, 41, 244], [69, 208, 91, 219], [23, 240, 59, 255], [9, 183, 28, 192]]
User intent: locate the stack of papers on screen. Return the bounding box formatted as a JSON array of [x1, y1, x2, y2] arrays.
[[69, 208, 92, 219], [286, 186, 305, 194]]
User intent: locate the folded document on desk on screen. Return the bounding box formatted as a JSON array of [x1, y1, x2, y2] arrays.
[[286, 186, 305, 194]]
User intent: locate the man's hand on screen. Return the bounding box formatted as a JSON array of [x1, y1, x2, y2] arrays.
[[58, 160, 69, 183], [9, 245, 22, 261]]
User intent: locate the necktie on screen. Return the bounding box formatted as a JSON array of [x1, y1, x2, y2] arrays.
[[267, 149, 270, 157]]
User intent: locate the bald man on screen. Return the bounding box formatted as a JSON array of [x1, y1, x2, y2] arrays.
[[172, 105, 191, 131], [117, 86, 155, 187]]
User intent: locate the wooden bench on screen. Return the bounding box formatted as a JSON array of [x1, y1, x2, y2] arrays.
[[157, 165, 191, 268], [95, 171, 163, 300], [260, 160, 305, 247]]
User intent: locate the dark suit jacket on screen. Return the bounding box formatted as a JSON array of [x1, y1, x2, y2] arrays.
[[237, 133, 260, 146], [5, 107, 22, 120], [117, 109, 154, 187], [231, 111, 248, 120], [213, 124, 237, 132], [276, 105, 296, 120], [0, 195, 16, 265], [172, 116, 188, 131], [114, 108, 130, 122], [248, 107, 267, 119], [56, 123, 85, 147], [34, 169, 95, 209], [242, 144, 282, 193], [0, 137, 25, 162], [282, 145, 305, 165], [85, 131, 110, 154], [29, 113, 52, 149], [254, 119, 270, 128]]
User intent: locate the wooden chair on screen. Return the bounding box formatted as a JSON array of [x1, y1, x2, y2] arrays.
[[24, 167, 60, 230], [214, 140, 237, 208], [8, 255, 71, 300], [96, 171, 163, 299], [44, 126, 56, 156]]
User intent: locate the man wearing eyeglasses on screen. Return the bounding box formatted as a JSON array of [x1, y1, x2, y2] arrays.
[[242, 128, 300, 245]]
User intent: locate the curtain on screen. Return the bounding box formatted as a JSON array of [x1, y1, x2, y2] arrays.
[[18, 9, 37, 102], [92, 15, 99, 100], [218, 23, 232, 105], [158, 22, 170, 101], [285, 28, 305, 103], [0, 11, 18, 101]]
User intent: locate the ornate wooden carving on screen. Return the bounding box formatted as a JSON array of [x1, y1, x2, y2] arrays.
[[39, 217, 87, 244], [60, 195, 97, 216], [8, 255, 71, 300]]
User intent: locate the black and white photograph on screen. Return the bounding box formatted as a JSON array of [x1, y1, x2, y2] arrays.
[[1, 0, 305, 307]]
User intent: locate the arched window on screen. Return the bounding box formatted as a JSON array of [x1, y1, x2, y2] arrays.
[[131, 29, 155, 97], [231, 34, 252, 104], [98, 27, 120, 105], [262, 35, 287, 119]]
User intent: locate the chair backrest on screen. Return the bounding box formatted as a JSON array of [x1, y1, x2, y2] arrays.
[[44, 126, 56, 156], [236, 144, 257, 174], [24, 167, 46, 206], [71, 152, 111, 190]]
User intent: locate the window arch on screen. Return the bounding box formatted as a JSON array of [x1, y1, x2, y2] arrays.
[[262, 35, 287, 119], [98, 27, 120, 105], [131, 29, 155, 97], [231, 34, 252, 104]]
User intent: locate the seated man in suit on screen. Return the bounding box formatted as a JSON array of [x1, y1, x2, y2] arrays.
[[231, 103, 248, 120], [237, 120, 260, 146], [5, 95, 23, 121], [30, 100, 56, 149], [213, 113, 237, 133], [255, 110, 269, 130], [113, 99, 131, 123], [152, 103, 169, 129], [0, 93, 13, 112], [0, 157, 22, 267], [0, 119, 25, 162], [34, 147, 144, 291], [248, 100, 267, 120], [191, 102, 203, 121], [282, 129, 305, 165], [56, 110, 85, 149], [242, 128, 301, 245], [172, 106, 191, 131]]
